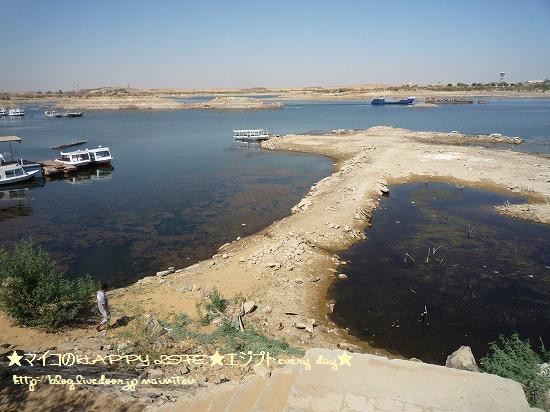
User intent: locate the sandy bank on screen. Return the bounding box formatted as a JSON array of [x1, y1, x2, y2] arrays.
[[53, 95, 283, 111]]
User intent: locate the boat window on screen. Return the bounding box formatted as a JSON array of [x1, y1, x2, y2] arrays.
[[96, 151, 110, 158], [14, 168, 23, 176], [5, 170, 15, 177], [61, 155, 70, 161]]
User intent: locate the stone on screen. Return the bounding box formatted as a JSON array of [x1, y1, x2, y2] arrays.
[[156, 268, 174, 277], [222, 253, 229, 259], [294, 278, 304, 284], [338, 273, 349, 280], [243, 301, 257, 314], [311, 276, 321, 282], [144, 314, 167, 338], [445, 346, 480, 372], [262, 306, 273, 314], [116, 342, 135, 355], [337, 342, 361, 353], [146, 368, 164, 378], [266, 262, 281, 270]]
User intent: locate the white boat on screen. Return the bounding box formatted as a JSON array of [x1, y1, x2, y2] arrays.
[[0, 162, 39, 186], [233, 128, 270, 142], [87, 146, 113, 164], [8, 108, 25, 116], [55, 149, 91, 167], [0, 108, 7, 116], [45, 110, 63, 118]]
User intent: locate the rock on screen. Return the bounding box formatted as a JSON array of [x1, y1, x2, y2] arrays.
[[262, 306, 273, 313], [146, 368, 164, 378], [285, 310, 299, 315], [311, 276, 321, 282], [337, 342, 361, 353], [445, 346, 480, 372], [116, 342, 135, 355], [306, 318, 317, 333], [144, 314, 167, 338], [294, 323, 307, 330], [243, 301, 257, 314], [266, 262, 281, 270], [222, 253, 229, 259], [156, 268, 175, 277], [338, 273, 349, 280], [294, 278, 304, 284]]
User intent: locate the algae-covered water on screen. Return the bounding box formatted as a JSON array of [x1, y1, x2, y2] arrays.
[[329, 182, 550, 363]]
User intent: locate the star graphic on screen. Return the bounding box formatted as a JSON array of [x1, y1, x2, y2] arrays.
[[210, 351, 225, 366], [338, 351, 353, 367], [7, 350, 23, 367]]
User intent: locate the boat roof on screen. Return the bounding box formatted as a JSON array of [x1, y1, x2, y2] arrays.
[[60, 149, 89, 155], [233, 129, 266, 132], [88, 146, 110, 151], [0, 136, 22, 142]]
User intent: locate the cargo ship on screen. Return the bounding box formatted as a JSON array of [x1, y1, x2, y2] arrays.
[[371, 97, 415, 105]]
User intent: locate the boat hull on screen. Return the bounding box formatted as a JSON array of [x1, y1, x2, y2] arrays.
[[55, 159, 92, 168], [0, 170, 39, 186]]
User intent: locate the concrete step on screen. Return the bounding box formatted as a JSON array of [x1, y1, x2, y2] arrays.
[[251, 367, 298, 411], [226, 375, 268, 412]]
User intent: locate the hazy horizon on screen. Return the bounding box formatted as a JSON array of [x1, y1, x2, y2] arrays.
[[1, 0, 549, 92]]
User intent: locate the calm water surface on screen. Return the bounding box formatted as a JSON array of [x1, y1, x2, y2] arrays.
[[329, 183, 550, 363], [0, 99, 549, 288]]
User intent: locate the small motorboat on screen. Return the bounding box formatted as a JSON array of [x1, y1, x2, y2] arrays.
[[8, 108, 25, 116], [0, 108, 7, 116], [55, 149, 92, 167], [87, 146, 113, 165], [45, 110, 63, 118], [63, 111, 84, 117], [0, 161, 39, 186]]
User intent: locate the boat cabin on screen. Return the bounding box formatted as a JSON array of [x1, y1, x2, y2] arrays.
[[87, 146, 113, 164], [233, 128, 270, 142], [56, 150, 91, 167]]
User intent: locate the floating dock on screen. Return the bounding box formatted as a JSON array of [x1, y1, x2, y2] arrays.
[[40, 160, 77, 176]]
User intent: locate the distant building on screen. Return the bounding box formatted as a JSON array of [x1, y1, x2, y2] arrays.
[[527, 79, 544, 84]]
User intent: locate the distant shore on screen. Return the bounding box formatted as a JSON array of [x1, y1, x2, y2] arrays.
[[2, 85, 548, 111]]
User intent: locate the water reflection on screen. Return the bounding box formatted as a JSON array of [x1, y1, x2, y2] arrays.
[[46, 166, 115, 185]]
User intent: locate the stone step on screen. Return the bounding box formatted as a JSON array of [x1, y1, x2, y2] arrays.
[[226, 375, 268, 412], [251, 367, 298, 411]]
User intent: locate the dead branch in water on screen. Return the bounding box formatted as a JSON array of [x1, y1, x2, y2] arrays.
[[405, 252, 415, 263], [432, 245, 442, 255], [425, 248, 431, 263], [468, 224, 474, 236], [456, 184, 464, 190]]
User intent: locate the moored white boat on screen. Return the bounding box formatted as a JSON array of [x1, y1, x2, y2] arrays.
[[8, 108, 25, 116], [233, 128, 270, 142], [0, 108, 7, 116], [0, 162, 39, 186], [87, 146, 113, 164], [55, 149, 92, 167], [45, 110, 63, 118]]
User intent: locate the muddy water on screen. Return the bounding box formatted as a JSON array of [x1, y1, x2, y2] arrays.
[[329, 182, 550, 363]]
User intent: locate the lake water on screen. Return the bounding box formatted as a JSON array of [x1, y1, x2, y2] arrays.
[[0, 98, 549, 288], [329, 183, 550, 363]]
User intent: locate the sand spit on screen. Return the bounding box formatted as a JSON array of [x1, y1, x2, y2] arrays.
[[54, 95, 283, 111]]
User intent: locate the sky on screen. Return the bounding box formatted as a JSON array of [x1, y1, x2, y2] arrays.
[[1, 0, 549, 91]]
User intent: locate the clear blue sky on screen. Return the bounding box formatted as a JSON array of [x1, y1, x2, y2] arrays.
[[1, 0, 549, 91]]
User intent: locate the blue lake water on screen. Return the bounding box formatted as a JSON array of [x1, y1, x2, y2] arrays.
[[0, 98, 549, 287]]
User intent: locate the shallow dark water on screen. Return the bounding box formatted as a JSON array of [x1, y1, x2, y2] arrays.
[[329, 183, 550, 363], [0, 99, 549, 287]]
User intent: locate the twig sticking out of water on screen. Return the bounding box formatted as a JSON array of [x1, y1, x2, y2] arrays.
[[425, 248, 431, 264], [468, 224, 474, 237], [405, 252, 415, 263], [432, 245, 442, 255], [456, 184, 465, 190]]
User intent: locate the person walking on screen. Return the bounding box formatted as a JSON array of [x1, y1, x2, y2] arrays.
[[96, 284, 110, 331]]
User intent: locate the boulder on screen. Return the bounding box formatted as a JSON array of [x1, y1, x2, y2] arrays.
[[337, 342, 361, 353], [445, 346, 480, 372], [338, 273, 349, 280], [144, 314, 167, 339], [243, 301, 257, 314], [156, 268, 175, 277]]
